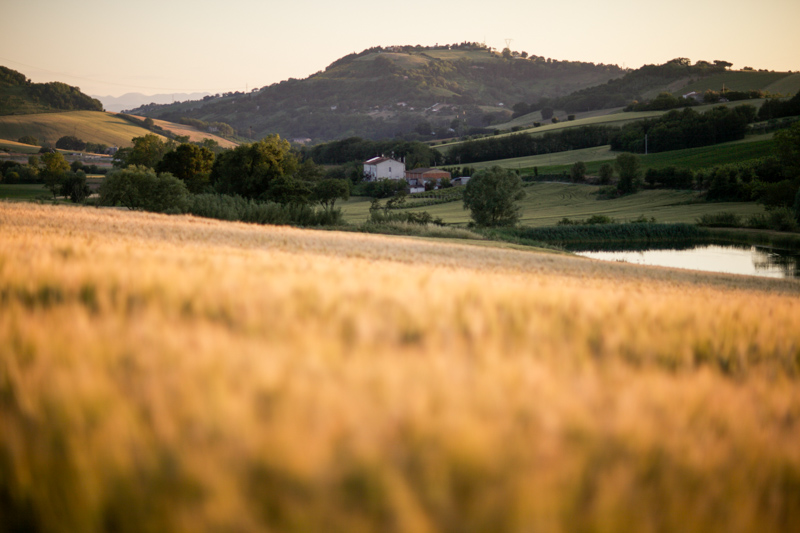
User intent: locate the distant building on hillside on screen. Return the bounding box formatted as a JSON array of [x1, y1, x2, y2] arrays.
[[363, 156, 405, 181], [405, 168, 452, 193]]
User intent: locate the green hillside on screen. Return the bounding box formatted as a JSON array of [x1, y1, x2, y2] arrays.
[[0, 66, 103, 115], [675, 71, 792, 96], [132, 43, 626, 143], [0, 111, 167, 148]]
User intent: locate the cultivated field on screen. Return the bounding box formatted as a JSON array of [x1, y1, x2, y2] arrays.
[[341, 182, 767, 226], [129, 115, 238, 148], [0, 111, 168, 148], [4, 202, 797, 532]]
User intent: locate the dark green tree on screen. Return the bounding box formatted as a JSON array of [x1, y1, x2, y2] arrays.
[[40, 151, 70, 198], [263, 175, 312, 205], [615, 153, 642, 194], [773, 122, 800, 178], [56, 136, 86, 151], [570, 161, 586, 182], [598, 163, 614, 185], [210, 135, 299, 199], [60, 170, 91, 203], [313, 179, 350, 210], [156, 143, 215, 193], [463, 166, 526, 226], [99, 166, 189, 212], [115, 134, 173, 169]]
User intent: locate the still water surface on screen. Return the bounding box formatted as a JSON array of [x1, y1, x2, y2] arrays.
[[575, 244, 799, 279]]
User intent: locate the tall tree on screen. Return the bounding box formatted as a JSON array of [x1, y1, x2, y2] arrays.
[[616, 153, 642, 194], [462, 166, 526, 226], [115, 134, 173, 169], [156, 143, 215, 193], [210, 135, 299, 199], [40, 151, 70, 198]]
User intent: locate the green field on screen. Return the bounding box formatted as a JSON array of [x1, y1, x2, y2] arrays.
[[445, 134, 774, 176], [0, 183, 49, 201], [341, 183, 767, 226], [675, 71, 794, 96], [0, 138, 43, 154], [0, 110, 165, 148]]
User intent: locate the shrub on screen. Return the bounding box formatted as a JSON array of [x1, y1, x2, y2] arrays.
[[697, 212, 742, 228], [187, 194, 343, 226], [99, 166, 189, 213]]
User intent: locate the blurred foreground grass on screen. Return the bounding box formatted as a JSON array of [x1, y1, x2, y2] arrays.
[[1, 202, 799, 533]]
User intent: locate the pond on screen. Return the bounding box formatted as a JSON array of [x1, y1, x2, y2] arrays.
[[573, 244, 800, 280]]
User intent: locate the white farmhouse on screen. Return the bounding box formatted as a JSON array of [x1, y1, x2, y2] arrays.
[[363, 156, 405, 181]]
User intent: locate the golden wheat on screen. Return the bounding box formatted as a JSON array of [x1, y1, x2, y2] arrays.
[[1, 202, 799, 532]]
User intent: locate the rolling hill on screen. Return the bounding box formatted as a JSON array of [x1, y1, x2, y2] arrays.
[[0, 111, 237, 151], [0, 66, 103, 115], [130, 43, 627, 142], [131, 48, 797, 145]]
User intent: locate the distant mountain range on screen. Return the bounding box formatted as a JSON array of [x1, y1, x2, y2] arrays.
[[93, 92, 211, 113]]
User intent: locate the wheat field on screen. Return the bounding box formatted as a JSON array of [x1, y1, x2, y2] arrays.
[[1, 202, 799, 532]]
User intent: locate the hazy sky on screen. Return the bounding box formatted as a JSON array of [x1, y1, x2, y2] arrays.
[[2, 0, 798, 97]]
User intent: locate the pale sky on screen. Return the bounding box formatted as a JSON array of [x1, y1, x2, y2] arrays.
[[2, 0, 798, 97]]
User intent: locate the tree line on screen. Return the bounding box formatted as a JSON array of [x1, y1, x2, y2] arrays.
[[610, 105, 755, 153], [445, 126, 617, 165]]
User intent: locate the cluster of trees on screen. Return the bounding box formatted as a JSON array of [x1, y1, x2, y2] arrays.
[[758, 91, 800, 121], [98, 133, 351, 221], [55, 135, 109, 154], [551, 58, 733, 114], [301, 137, 442, 168], [599, 123, 800, 213], [176, 117, 235, 138], [610, 105, 755, 153], [446, 125, 616, 165]]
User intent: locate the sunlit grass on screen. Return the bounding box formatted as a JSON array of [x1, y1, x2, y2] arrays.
[[1, 202, 799, 532]]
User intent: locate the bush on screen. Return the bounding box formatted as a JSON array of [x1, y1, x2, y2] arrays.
[[696, 212, 742, 228], [187, 194, 344, 226], [99, 166, 189, 213]]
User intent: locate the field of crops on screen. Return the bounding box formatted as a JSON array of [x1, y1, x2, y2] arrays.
[[2, 202, 799, 533], [341, 182, 767, 226], [0, 110, 165, 148]]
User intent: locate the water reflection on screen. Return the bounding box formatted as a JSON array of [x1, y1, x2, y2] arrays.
[[573, 244, 800, 279]]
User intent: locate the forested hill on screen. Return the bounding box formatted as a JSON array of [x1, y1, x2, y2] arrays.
[[130, 43, 625, 142], [0, 66, 103, 115], [518, 58, 797, 116]]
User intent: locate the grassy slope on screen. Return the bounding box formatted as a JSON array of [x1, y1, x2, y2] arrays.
[[764, 72, 800, 95], [0, 138, 43, 154], [520, 135, 776, 175], [0, 111, 166, 148], [132, 116, 238, 148], [439, 99, 771, 154], [675, 71, 792, 95], [341, 182, 767, 226], [1, 202, 799, 533]]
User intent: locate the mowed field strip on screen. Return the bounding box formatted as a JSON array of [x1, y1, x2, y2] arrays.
[[1, 202, 799, 532], [340, 182, 768, 225]]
